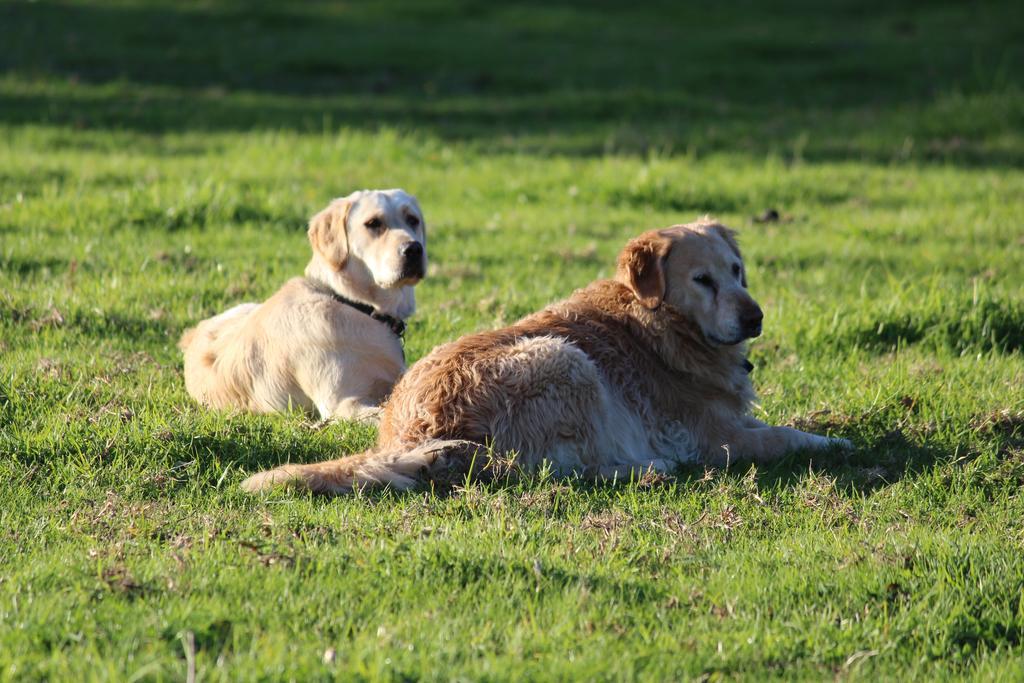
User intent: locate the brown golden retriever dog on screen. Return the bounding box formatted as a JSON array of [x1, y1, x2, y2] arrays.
[[180, 189, 426, 423], [242, 219, 849, 493]]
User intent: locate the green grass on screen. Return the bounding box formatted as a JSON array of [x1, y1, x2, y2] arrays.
[[2, 0, 1024, 679]]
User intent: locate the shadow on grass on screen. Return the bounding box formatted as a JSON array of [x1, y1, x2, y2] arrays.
[[836, 299, 1024, 355], [0, 255, 67, 277], [223, 427, 967, 503], [709, 432, 959, 497], [1, 0, 1022, 163]]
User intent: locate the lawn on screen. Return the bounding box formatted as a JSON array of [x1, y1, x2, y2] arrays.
[[1, 0, 1023, 679]]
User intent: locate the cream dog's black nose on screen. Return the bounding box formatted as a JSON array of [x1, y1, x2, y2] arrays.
[[401, 242, 424, 259]]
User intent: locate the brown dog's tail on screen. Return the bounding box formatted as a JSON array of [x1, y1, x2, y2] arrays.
[[240, 440, 486, 494]]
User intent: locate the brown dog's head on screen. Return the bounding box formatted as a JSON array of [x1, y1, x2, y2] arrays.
[[616, 220, 763, 346], [308, 189, 427, 289]]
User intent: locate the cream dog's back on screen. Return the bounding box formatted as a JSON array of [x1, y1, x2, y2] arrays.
[[180, 278, 404, 417]]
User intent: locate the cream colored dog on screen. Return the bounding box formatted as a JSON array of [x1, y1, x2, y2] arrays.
[[180, 189, 427, 422], [243, 218, 850, 493]]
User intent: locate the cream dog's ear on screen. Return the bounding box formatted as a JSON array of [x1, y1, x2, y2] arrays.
[[308, 197, 353, 270], [616, 232, 671, 309]]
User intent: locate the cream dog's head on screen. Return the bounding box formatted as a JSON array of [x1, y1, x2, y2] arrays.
[[617, 219, 763, 346], [308, 189, 427, 290]]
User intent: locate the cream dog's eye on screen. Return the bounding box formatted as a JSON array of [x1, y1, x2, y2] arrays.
[[406, 214, 420, 228], [365, 217, 383, 230], [694, 274, 715, 289]]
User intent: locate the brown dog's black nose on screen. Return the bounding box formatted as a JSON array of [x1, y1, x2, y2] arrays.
[[401, 242, 424, 259], [741, 306, 764, 337]]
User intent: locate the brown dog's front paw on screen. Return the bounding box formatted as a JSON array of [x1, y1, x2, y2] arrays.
[[806, 433, 852, 451], [829, 436, 854, 449]]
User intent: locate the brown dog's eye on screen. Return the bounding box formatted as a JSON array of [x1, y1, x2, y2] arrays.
[[406, 214, 420, 228], [365, 217, 383, 230], [694, 274, 716, 289]]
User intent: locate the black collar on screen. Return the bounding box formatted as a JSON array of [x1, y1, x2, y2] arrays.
[[324, 290, 406, 340]]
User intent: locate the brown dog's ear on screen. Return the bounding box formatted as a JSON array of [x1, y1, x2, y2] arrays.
[[616, 233, 671, 309], [308, 198, 353, 270]]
